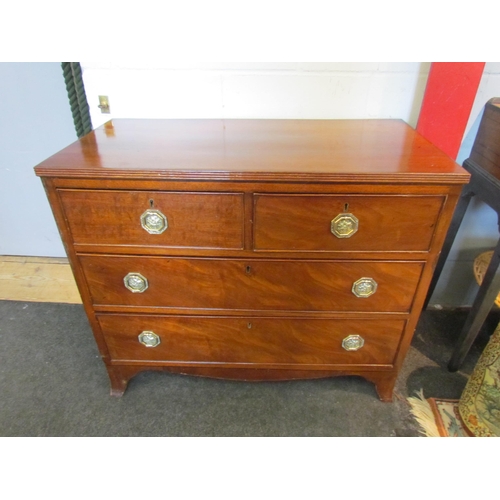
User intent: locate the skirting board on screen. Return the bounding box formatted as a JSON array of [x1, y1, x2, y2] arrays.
[[0, 256, 82, 304]]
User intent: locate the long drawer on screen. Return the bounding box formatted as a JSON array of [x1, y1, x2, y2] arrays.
[[254, 194, 444, 252], [58, 189, 245, 249], [98, 314, 406, 366], [80, 255, 423, 312]]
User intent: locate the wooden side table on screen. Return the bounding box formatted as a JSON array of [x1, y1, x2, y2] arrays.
[[425, 98, 500, 371]]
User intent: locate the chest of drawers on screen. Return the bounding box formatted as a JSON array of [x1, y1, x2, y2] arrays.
[[35, 119, 469, 401]]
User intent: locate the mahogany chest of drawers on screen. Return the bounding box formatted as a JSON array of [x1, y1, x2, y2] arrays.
[[35, 119, 469, 401]]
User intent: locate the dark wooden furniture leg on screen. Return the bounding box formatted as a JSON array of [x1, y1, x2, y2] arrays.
[[424, 189, 474, 310], [448, 236, 500, 371], [107, 365, 140, 397], [364, 372, 397, 402]]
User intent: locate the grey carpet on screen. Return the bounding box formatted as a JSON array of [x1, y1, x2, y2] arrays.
[[0, 300, 496, 436]]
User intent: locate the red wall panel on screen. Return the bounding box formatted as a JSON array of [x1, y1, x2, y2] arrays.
[[417, 62, 485, 159]]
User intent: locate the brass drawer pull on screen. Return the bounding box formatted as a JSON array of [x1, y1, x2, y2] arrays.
[[124, 272, 149, 293], [342, 334, 364, 351], [141, 209, 168, 234], [138, 330, 161, 347], [331, 213, 358, 238], [352, 277, 377, 297]]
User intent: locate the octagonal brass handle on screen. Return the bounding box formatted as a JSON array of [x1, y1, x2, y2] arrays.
[[331, 213, 358, 238], [342, 335, 364, 351], [138, 330, 161, 347], [141, 209, 168, 234], [352, 277, 377, 298], [124, 272, 149, 293]]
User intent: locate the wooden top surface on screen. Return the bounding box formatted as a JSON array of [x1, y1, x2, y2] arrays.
[[488, 97, 500, 109], [35, 118, 469, 184], [468, 97, 500, 182]]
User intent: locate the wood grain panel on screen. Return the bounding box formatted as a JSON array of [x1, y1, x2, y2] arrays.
[[254, 194, 444, 252], [80, 255, 423, 312], [98, 314, 405, 366], [469, 98, 500, 179], [58, 189, 244, 249]]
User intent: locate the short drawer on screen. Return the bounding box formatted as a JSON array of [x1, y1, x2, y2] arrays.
[[58, 189, 244, 249], [98, 314, 406, 366], [80, 255, 424, 313], [253, 194, 445, 252]]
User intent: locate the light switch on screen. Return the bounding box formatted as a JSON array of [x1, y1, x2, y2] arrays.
[[98, 95, 110, 114]]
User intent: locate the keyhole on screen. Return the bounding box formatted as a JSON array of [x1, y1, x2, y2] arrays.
[[247, 322, 252, 329], [344, 203, 349, 212], [149, 199, 154, 208], [246, 265, 251, 275]]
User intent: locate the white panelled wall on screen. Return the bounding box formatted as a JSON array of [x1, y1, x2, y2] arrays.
[[82, 62, 431, 127]]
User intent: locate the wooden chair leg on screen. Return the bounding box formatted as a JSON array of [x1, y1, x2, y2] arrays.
[[448, 238, 500, 371]]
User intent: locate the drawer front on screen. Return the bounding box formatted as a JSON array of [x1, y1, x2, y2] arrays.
[[98, 315, 406, 366], [58, 189, 244, 249], [80, 255, 423, 312], [254, 194, 444, 252]]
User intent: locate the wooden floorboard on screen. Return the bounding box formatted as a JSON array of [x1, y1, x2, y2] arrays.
[[0, 256, 82, 304]]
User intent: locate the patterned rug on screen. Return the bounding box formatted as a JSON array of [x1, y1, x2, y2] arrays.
[[408, 318, 500, 437], [408, 391, 470, 437]]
